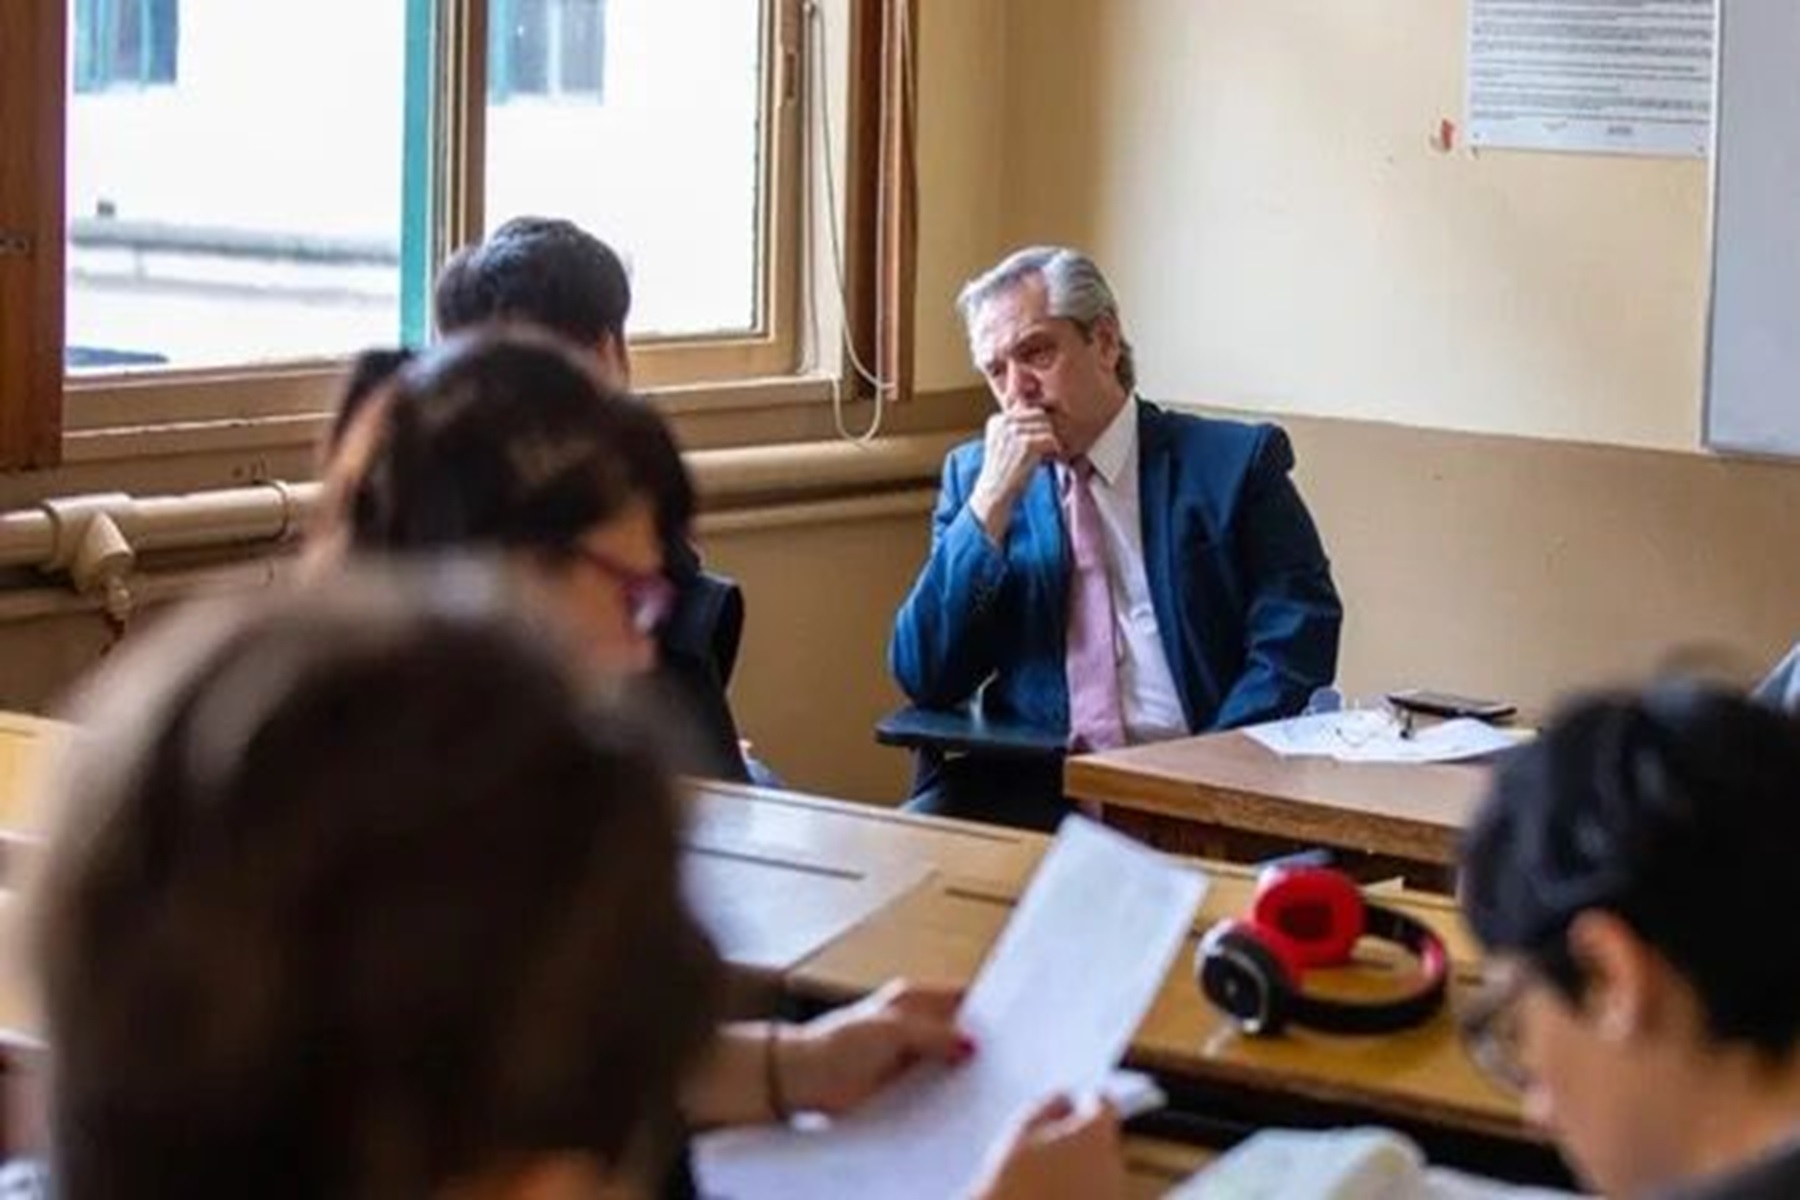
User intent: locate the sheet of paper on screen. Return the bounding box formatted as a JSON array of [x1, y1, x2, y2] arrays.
[[1467, 0, 1712, 159], [1243, 712, 1522, 765], [1243, 710, 1389, 758], [695, 818, 1207, 1199], [682, 849, 931, 972]]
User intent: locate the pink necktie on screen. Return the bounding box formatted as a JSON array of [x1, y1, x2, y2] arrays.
[[1063, 457, 1127, 752]]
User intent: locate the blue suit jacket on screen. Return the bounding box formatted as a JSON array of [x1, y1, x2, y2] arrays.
[[890, 402, 1342, 738]]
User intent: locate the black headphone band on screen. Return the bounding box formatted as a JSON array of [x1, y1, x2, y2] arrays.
[[1282, 903, 1450, 1035]]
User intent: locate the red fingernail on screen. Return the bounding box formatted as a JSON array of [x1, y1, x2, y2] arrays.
[[955, 1035, 978, 1062]]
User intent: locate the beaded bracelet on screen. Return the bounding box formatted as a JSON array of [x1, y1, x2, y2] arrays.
[[763, 1022, 793, 1124]]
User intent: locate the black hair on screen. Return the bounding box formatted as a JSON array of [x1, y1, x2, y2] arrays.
[[325, 346, 416, 457], [1461, 683, 1800, 1055], [326, 327, 687, 564], [434, 217, 632, 347]]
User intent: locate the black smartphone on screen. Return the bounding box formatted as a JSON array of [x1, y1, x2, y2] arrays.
[[1385, 689, 1517, 722]]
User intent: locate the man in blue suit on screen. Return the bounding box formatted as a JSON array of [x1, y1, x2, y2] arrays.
[[890, 246, 1342, 829]]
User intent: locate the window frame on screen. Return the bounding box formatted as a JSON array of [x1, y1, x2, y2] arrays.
[[488, 0, 608, 104], [0, 0, 64, 472], [3, 0, 868, 472]]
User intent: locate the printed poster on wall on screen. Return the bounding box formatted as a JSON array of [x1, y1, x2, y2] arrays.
[[1468, 0, 1714, 157]]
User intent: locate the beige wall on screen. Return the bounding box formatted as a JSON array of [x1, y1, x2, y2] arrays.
[[700, 501, 932, 802], [934, 0, 1713, 453], [913, 0, 1010, 392], [1271, 410, 1800, 708]]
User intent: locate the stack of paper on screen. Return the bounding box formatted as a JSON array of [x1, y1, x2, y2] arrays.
[[1243, 712, 1522, 765], [696, 819, 1207, 1199]]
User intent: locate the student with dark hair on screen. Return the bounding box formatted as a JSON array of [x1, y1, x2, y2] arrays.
[[315, 329, 676, 679], [314, 328, 741, 779], [435, 215, 634, 383], [1459, 685, 1800, 1199], [326, 345, 416, 455], [23, 571, 1118, 1199], [429, 217, 757, 783]]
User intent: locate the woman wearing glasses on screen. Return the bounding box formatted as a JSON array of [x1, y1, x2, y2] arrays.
[[1459, 685, 1800, 1200], [316, 328, 682, 682], [320, 328, 749, 782]]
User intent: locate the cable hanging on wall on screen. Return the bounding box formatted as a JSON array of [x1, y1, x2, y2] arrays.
[[800, 0, 916, 445]]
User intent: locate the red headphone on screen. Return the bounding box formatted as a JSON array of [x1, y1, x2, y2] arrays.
[[1195, 865, 1449, 1036]]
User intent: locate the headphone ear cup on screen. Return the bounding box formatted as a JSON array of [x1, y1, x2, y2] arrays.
[[1252, 866, 1366, 970], [1196, 919, 1302, 1037]]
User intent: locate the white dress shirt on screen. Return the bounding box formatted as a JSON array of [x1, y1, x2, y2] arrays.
[[1058, 400, 1188, 744]]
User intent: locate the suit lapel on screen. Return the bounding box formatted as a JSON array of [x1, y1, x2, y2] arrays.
[[1136, 404, 1197, 729]]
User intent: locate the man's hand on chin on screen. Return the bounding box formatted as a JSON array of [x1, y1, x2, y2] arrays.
[[970, 409, 1060, 544]]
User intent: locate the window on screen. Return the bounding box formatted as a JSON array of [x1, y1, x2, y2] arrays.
[[0, 1, 905, 471], [490, 0, 607, 104], [74, 0, 179, 93], [486, 0, 766, 342], [65, 2, 410, 374], [62, 0, 782, 377]]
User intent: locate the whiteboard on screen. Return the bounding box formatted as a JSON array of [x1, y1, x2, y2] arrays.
[[1705, 0, 1800, 457]]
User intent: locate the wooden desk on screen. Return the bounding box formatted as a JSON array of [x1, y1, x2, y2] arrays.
[[0, 894, 38, 1058], [688, 781, 1045, 893], [787, 873, 1570, 1184], [688, 781, 1482, 961], [789, 874, 1515, 1132], [682, 782, 1049, 981], [0, 714, 64, 874], [0, 759, 1528, 1176], [684, 784, 1518, 1170], [1, 715, 66, 1146], [1065, 731, 1490, 879], [0, 776, 1050, 1036]]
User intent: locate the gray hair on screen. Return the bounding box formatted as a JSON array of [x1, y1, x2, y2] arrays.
[[955, 246, 1136, 393]]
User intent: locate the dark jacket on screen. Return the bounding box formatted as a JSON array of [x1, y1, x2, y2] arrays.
[[655, 540, 751, 783]]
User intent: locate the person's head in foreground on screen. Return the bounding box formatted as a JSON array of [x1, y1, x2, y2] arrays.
[[957, 245, 1137, 464], [1460, 683, 1800, 1199], [435, 216, 634, 390], [25, 567, 722, 1199], [315, 327, 688, 678]]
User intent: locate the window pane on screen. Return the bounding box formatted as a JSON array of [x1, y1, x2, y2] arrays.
[[65, 0, 410, 373], [147, 0, 178, 83], [558, 0, 605, 97], [485, 0, 763, 338], [115, 0, 144, 80], [508, 0, 551, 96]]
